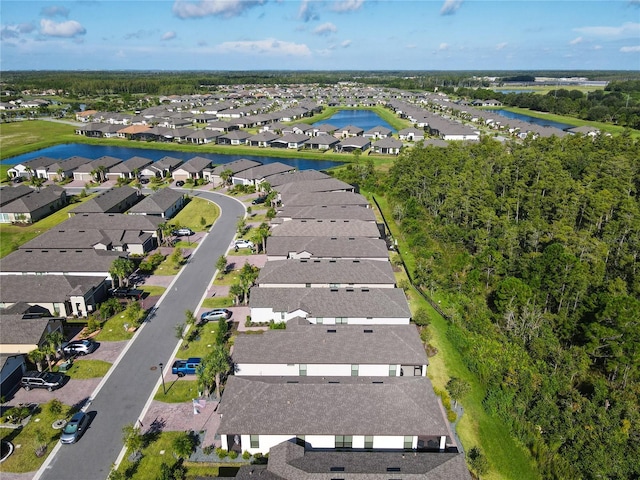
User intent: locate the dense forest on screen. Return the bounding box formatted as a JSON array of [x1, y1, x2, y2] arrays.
[[337, 134, 639, 479]]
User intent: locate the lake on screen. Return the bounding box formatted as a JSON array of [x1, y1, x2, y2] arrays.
[[314, 109, 396, 132], [492, 109, 576, 130], [1, 144, 344, 171]]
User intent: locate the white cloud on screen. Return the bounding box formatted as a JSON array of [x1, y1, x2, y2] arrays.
[[331, 0, 364, 13], [314, 22, 337, 36], [173, 0, 265, 19], [496, 42, 508, 50], [162, 31, 177, 41], [40, 18, 86, 38], [1, 23, 35, 41], [439, 43, 449, 51], [41, 6, 70, 18], [620, 45, 640, 52], [440, 0, 463, 15], [215, 38, 312, 56], [341, 39, 352, 48], [574, 22, 640, 38], [298, 0, 318, 22], [569, 37, 583, 45]]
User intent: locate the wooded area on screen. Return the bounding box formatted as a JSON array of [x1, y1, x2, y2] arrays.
[[369, 135, 639, 479]]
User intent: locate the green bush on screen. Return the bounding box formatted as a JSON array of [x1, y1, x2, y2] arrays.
[[48, 399, 63, 416], [242, 451, 251, 460], [84, 316, 103, 335], [229, 450, 239, 459], [215, 447, 228, 459], [447, 410, 458, 422]]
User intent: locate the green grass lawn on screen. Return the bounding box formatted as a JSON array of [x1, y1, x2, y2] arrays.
[[171, 197, 220, 232], [153, 256, 183, 276], [0, 120, 77, 160], [0, 401, 68, 473], [212, 269, 240, 286], [179, 323, 220, 359], [154, 379, 200, 403], [201, 296, 235, 309], [139, 286, 166, 297], [93, 314, 137, 342], [370, 191, 539, 480], [56, 359, 112, 379], [0, 194, 97, 258]]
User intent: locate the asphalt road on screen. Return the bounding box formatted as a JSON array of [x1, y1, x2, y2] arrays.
[[36, 190, 245, 480]]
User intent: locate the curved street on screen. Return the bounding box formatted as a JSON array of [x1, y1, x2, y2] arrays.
[[35, 190, 245, 480]]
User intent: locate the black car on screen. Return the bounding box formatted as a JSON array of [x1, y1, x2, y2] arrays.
[[110, 288, 143, 299], [175, 180, 185, 187], [140, 178, 150, 184], [251, 196, 267, 205], [21, 371, 67, 391]]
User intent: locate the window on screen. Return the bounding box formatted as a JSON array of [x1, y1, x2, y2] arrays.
[[335, 435, 353, 448], [250, 435, 260, 449], [351, 365, 359, 377], [336, 317, 347, 324], [317, 317, 323, 325], [296, 435, 305, 446], [280, 312, 285, 320], [305, 283, 311, 288], [389, 365, 397, 377], [299, 364, 307, 376], [364, 435, 373, 449], [404, 436, 413, 450]]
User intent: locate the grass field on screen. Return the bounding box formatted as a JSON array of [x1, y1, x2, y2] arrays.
[[171, 196, 221, 232], [0, 120, 77, 160]]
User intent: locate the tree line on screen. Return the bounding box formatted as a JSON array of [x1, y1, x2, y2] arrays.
[[338, 134, 639, 479]]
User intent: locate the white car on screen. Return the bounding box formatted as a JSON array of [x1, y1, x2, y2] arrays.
[[233, 239, 254, 249], [173, 228, 194, 236]]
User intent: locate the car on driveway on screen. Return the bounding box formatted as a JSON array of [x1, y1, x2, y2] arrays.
[[110, 288, 143, 299], [233, 239, 254, 249], [251, 196, 267, 205], [175, 180, 185, 187], [200, 309, 232, 322], [173, 228, 194, 236], [60, 411, 90, 444], [61, 339, 98, 356], [20, 371, 67, 391]]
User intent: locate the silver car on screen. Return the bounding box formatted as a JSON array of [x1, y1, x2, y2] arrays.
[[60, 411, 89, 444]]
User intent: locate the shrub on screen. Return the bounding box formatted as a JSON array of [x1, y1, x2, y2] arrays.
[[229, 450, 239, 459], [4, 406, 30, 423], [215, 447, 228, 459], [48, 399, 63, 416], [242, 450, 251, 460], [269, 321, 286, 330], [447, 409, 458, 422], [203, 445, 215, 455], [84, 316, 103, 335]]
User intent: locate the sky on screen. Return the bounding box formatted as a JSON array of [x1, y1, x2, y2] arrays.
[[1, 0, 639, 71]]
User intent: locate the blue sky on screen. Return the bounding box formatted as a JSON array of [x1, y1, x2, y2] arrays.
[[1, 1, 639, 71]]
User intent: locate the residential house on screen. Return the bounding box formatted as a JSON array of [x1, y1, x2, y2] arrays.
[[372, 137, 403, 155], [140, 156, 183, 179], [266, 170, 331, 187], [280, 192, 370, 208], [232, 162, 296, 188], [0, 275, 108, 318], [0, 185, 67, 224], [233, 322, 427, 377], [105, 156, 153, 181], [217, 130, 251, 145], [186, 129, 222, 145], [274, 205, 377, 223], [265, 237, 389, 262], [218, 376, 450, 454], [56, 213, 164, 247], [127, 188, 186, 219], [45, 156, 90, 182], [273, 178, 355, 195], [363, 126, 392, 139], [270, 219, 381, 239], [336, 136, 371, 153], [70, 186, 140, 214], [305, 135, 340, 151], [0, 313, 64, 355], [313, 123, 338, 136], [72, 156, 123, 183], [171, 156, 212, 182], [270, 133, 310, 149], [0, 354, 27, 398], [117, 124, 152, 140], [7, 156, 57, 180], [0, 185, 33, 207], [249, 287, 411, 324], [247, 131, 280, 148], [338, 125, 364, 137], [234, 440, 471, 480], [255, 259, 396, 289], [398, 127, 426, 142]]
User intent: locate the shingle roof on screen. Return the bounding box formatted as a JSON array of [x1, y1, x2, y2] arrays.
[[59, 212, 163, 231], [71, 186, 139, 214], [0, 185, 64, 213], [256, 259, 395, 286], [211, 159, 262, 175], [0, 275, 105, 302], [267, 170, 330, 187], [218, 376, 448, 436], [280, 192, 369, 207], [0, 315, 59, 346], [274, 178, 354, 195], [234, 162, 295, 181], [265, 236, 389, 259], [249, 287, 410, 319], [275, 205, 376, 222], [270, 219, 381, 238], [0, 249, 125, 274], [232, 324, 427, 365], [0, 185, 35, 207], [127, 188, 184, 215]]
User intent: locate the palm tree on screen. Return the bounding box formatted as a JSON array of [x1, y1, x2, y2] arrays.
[[229, 283, 244, 306], [197, 345, 231, 399], [42, 331, 65, 371], [219, 169, 233, 188], [28, 348, 46, 372], [56, 168, 65, 182], [109, 257, 136, 288]]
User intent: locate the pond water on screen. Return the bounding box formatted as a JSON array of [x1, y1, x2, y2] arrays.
[[1, 143, 344, 171], [313, 109, 396, 132], [492, 109, 576, 130]]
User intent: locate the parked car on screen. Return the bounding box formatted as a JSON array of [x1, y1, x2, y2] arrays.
[[110, 288, 143, 299], [200, 309, 232, 322], [173, 228, 194, 236], [251, 196, 267, 205], [61, 339, 98, 356], [171, 358, 202, 377], [20, 371, 67, 391], [12, 176, 24, 183], [233, 239, 254, 249], [175, 180, 185, 187], [60, 411, 90, 444], [140, 178, 150, 184]]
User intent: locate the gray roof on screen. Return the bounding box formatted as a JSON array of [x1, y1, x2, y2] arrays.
[[48, 156, 91, 174], [235, 441, 471, 480], [233, 324, 427, 365], [0, 248, 125, 274], [58, 212, 163, 231], [0, 315, 60, 346], [127, 188, 184, 215], [71, 186, 139, 214], [18, 156, 58, 170], [155, 156, 184, 171], [275, 205, 376, 222], [256, 259, 395, 286], [218, 376, 448, 436], [373, 137, 403, 148], [75, 155, 123, 173], [266, 236, 389, 259], [0, 185, 35, 207], [235, 162, 296, 181], [272, 133, 310, 145], [281, 192, 369, 207], [338, 137, 371, 148], [0, 275, 105, 302], [274, 178, 354, 195], [266, 170, 330, 187], [270, 219, 380, 238], [176, 156, 212, 173], [0, 185, 65, 213], [249, 287, 410, 319], [19, 225, 151, 250], [108, 156, 153, 173], [211, 159, 262, 175]]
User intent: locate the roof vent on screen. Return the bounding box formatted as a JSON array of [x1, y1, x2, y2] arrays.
[[327, 329, 337, 333], [387, 467, 401, 472], [300, 259, 307, 263], [286, 381, 299, 384], [328, 381, 340, 384], [364, 329, 373, 333], [346, 288, 354, 292], [330, 467, 345, 472], [372, 381, 384, 384], [361, 288, 369, 292]]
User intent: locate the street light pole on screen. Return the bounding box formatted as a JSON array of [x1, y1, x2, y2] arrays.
[[159, 363, 166, 394]]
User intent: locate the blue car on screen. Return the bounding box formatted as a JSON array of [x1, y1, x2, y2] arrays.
[[171, 357, 202, 377], [60, 411, 90, 444]]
